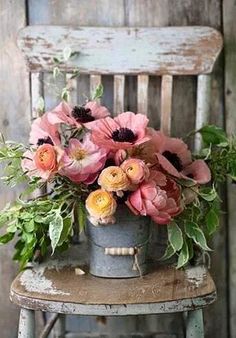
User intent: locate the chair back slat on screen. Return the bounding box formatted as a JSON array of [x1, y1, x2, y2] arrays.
[[195, 75, 211, 151], [113, 75, 125, 116], [31, 72, 43, 119], [18, 26, 223, 75], [137, 75, 149, 115], [66, 73, 78, 105], [90, 75, 102, 103], [160, 75, 173, 136]]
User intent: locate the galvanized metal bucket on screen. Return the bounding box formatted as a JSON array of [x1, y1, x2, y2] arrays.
[[86, 206, 151, 278]]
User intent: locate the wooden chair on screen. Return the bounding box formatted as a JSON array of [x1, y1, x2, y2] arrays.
[[10, 25, 223, 338]]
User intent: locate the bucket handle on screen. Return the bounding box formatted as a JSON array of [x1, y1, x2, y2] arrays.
[[104, 247, 137, 256]]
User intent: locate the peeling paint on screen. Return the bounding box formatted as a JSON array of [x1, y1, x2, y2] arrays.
[[185, 266, 207, 287], [20, 259, 79, 296]]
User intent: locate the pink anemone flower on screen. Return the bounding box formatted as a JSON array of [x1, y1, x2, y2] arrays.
[[60, 134, 107, 184], [181, 159, 211, 184], [29, 113, 61, 147], [126, 180, 181, 225], [47, 101, 110, 128], [151, 130, 192, 178], [90, 112, 150, 151]]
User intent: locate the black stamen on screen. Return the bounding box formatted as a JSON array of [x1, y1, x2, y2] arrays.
[[162, 151, 183, 171], [37, 136, 54, 146], [72, 106, 95, 123], [112, 128, 137, 143]]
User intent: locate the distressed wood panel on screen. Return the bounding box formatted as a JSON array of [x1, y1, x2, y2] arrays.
[[160, 75, 173, 136], [223, 1, 236, 337], [0, 1, 31, 337], [25, 1, 226, 338], [17, 26, 222, 75], [137, 75, 149, 114], [11, 262, 216, 314], [113, 75, 125, 115]]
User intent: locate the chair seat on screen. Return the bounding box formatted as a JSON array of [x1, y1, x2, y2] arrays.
[[10, 258, 216, 316]]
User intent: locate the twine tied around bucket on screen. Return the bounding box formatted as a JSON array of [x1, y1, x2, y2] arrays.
[[104, 246, 142, 276]]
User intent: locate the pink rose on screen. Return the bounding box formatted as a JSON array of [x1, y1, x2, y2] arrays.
[[126, 180, 181, 225]]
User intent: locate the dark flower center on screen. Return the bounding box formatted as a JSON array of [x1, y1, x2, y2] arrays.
[[112, 128, 137, 143], [37, 136, 54, 146], [162, 150, 183, 171], [72, 106, 95, 123], [187, 173, 194, 179]]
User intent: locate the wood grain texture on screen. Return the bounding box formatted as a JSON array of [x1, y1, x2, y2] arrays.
[[223, 1, 236, 337], [194, 75, 211, 151], [10, 262, 216, 315], [137, 75, 149, 114], [0, 1, 30, 337], [23, 1, 226, 338], [113, 75, 125, 115], [17, 25, 222, 75], [160, 75, 173, 136]]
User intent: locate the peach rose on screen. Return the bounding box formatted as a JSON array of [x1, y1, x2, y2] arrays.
[[86, 189, 117, 225], [34, 144, 58, 172], [120, 158, 150, 185], [98, 166, 130, 195]]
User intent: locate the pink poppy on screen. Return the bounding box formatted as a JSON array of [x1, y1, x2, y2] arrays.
[[60, 134, 107, 184], [21, 145, 64, 180], [29, 113, 61, 147], [150, 130, 192, 178], [47, 101, 110, 128], [181, 159, 211, 184], [126, 181, 181, 225], [90, 112, 150, 150]]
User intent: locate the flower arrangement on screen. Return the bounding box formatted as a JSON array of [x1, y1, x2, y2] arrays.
[[0, 85, 236, 270]]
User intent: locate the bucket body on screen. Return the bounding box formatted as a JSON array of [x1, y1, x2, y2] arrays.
[[86, 206, 151, 278]]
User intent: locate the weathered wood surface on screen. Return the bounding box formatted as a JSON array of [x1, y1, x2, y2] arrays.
[[18, 26, 222, 75], [0, 0, 227, 337], [0, 1, 30, 337], [223, 1, 236, 337], [10, 261, 216, 315]]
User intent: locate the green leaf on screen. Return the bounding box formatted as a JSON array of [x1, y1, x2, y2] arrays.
[[63, 47, 72, 61], [61, 88, 70, 102], [185, 222, 212, 251], [92, 84, 104, 100], [198, 125, 227, 146], [23, 219, 35, 233], [167, 222, 183, 252], [0, 232, 14, 244], [58, 217, 72, 246], [199, 186, 217, 202], [176, 239, 189, 269], [37, 96, 45, 113], [7, 222, 17, 233], [49, 213, 64, 254], [52, 56, 61, 64], [78, 202, 86, 233], [53, 66, 60, 78], [160, 244, 176, 261], [206, 209, 219, 236]]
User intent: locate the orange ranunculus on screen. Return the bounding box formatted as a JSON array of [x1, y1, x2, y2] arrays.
[[34, 144, 57, 172], [98, 166, 130, 193], [86, 189, 117, 225], [120, 158, 150, 185]]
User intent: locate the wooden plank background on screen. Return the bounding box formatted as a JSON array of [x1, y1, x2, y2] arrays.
[[0, 0, 235, 337]]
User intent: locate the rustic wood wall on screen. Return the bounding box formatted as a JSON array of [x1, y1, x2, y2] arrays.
[[0, 0, 235, 337]]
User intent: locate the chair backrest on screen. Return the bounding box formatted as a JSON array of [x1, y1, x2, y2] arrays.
[[17, 25, 223, 149]]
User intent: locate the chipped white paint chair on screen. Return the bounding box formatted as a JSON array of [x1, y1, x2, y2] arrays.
[[10, 25, 222, 338]]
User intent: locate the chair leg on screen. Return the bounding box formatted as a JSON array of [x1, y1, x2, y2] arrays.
[[185, 309, 204, 338], [18, 308, 35, 338], [53, 314, 66, 338]]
